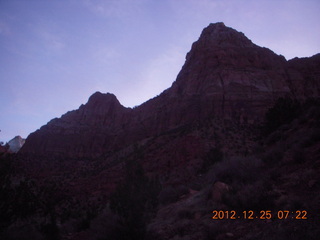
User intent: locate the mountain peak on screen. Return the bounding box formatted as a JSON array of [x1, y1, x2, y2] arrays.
[[86, 91, 122, 109], [8, 135, 25, 153], [197, 22, 254, 48], [88, 91, 118, 102], [206, 22, 227, 29]]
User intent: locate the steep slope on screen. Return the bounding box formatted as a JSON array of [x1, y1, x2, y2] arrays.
[[20, 23, 320, 160], [169, 22, 290, 121]]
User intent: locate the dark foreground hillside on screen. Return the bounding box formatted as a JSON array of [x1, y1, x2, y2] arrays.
[[1, 98, 319, 240]]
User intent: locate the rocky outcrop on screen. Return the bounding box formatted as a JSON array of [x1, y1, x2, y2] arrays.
[[170, 23, 291, 123], [21, 92, 133, 158], [20, 22, 320, 160], [7, 136, 25, 153]]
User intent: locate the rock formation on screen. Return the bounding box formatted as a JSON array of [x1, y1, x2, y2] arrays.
[[7, 22, 320, 240], [7, 135, 25, 153], [20, 22, 320, 160]]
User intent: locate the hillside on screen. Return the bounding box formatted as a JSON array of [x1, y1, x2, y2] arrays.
[[1, 22, 319, 240]]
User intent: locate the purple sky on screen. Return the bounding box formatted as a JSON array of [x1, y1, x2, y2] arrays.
[[1, 0, 320, 143]]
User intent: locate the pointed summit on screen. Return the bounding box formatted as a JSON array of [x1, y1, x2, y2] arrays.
[[196, 22, 254, 48], [171, 22, 289, 119], [8, 135, 25, 153], [179, 22, 286, 78], [86, 91, 122, 109]]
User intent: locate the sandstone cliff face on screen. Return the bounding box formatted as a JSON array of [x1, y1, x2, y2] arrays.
[[170, 23, 291, 123], [20, 23, 320, 159], [7, 136, 25, 153], [22, 92, 134, 158]]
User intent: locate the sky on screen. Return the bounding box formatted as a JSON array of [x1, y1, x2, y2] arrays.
[[0, 0, 320, 143]]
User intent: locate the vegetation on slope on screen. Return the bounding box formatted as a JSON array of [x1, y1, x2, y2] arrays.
[[0, 98, 319, 239]]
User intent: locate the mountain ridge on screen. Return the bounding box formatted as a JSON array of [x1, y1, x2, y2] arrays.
[[20, 23, 320, 159], [9, 23, 320, 239]]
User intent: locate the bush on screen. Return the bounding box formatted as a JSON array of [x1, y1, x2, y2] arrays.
[[158, 186, 179, 205], [223, 179, 277, 211], [293, 149, 305, 164], [213, 156, 262, 185], [201, 147, 223, 173], [204, 222, 225, 240], [264, 97, 301, 135], [88, 208, 124, 240], [262, 146, 284, 165], [158, 185, 189, 205], [110, 156, 161, 240], [177, 208, 194, 219]]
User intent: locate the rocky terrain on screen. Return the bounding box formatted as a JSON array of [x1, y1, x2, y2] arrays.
[[7, 136, 25, 153], [0, 135, 25, 153], [1, 23, 319, 240]]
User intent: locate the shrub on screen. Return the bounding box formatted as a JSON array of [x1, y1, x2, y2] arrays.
[[223, 179, 277, 211], [201, 147, 223, 173], [177, 208, 194, 220], [88, 208, 124, 240], [261, 146, 284, 165], [204, 222, 225, 240], [213, 156, 262, 185], [110, 155, 161, 240], [293, 149, 305, 164], [158, 184, 189, 205], [264, 97, 301, 135], [176, 185, 189, 196], [158, 186, 179, 205]]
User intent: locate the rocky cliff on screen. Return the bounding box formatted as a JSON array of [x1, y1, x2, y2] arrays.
[[7, 136, 25, 153], [20, 23, 320, 160], [8, 22, 320, 240]]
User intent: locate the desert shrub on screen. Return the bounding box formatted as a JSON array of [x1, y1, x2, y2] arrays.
[[204, 222, 225, 240], [264, 97, 301, 135], [173, 220, 195, 238], [213, 156, 262, 185], [1, 223, 43, 240], [301, 128, 320, 147], [255, 220, 319, 240], [176, 184, 189, 196], [177, 208, 194, 220], [201, 147, 224, 173], [0, 154, 15, 231], [158, 186, 179, 205], [110, 155, 161, 240], [252, 143, 264, 155], [293, 149, 305, 164], [88, 208, 124, 240], [76, 206, 98, 231], [284, 196, 305, 210], [265, 129, 283, 145], [158, 184, 189, 205], [41, 222, 59, 240], [223, 179, 277, 211], [261, 146, 284, 165], [0, 154, 41, 234]]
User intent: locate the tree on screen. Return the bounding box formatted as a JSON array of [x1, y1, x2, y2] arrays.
[[264, 97, 300, 134], [110, 147, 161, 240]]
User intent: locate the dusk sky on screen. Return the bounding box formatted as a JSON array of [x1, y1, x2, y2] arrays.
[[1, 0, 320, 143]]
